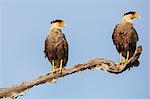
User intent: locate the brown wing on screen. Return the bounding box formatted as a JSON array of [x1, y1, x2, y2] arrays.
[[44, 34, 55, 65], [112, 24, 122, 53], [56, 34, 68, 67], [112, 25, 119, 49], [127, 26, 138, 58]]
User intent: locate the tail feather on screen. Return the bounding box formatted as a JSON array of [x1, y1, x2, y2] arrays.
[[127, 60, 139, 70], [132, 60, 139, 66]]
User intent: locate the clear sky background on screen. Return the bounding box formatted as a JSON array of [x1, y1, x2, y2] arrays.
[[0, 0, 149, 99]]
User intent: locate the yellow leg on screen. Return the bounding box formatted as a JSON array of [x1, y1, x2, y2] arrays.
[[47, 60, 56, 75], [119, 52, 123, 64], [117, 52, 123, 70], [52, 60, 55, 73], [59, 59, 63, 73], [126, 51, 129, 65]]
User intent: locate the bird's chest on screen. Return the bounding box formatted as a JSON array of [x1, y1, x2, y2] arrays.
[[50, 35, 62, 49], [51, 35, 60, 43], [117, 27, 132, 40]]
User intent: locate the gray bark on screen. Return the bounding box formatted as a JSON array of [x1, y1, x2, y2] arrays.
[[0, 46, 142, 99]]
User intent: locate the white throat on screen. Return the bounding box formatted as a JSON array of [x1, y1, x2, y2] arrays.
[[50, 23, 61, 31], [122, 15, 133, 23]]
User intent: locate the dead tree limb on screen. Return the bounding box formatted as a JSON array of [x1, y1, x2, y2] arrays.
[[0, 46, 143, 99]]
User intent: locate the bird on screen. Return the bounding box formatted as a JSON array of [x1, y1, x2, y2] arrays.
[[44, 19, 68, 74], [112, 11, 140, 69]]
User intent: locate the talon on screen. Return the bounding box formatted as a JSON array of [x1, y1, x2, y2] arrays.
[[47, 72, 51, 75], [116, 64, 120, 70], [47, 60, 59, 76], [52, 69, 57, 73], [59, 68, 62, 74], [47, 69, 57, 75], [119, 62, 122, 65]]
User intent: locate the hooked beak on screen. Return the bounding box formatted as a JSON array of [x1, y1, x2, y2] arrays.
[[134, 13, 141, 19], [59, 21, 66, 27]]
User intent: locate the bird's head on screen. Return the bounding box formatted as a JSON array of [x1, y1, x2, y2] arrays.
[[50, 19, 65, 30], [122, 11, 140, 23]]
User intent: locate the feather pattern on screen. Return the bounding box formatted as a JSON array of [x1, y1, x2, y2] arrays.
[[44, 29, 68, 68]]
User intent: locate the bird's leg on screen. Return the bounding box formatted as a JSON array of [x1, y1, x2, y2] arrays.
[[59, 59, 63, 73], [119, 52, 123, 65], [47, 60, 56, 75], [117, 52, 123, 70], [126, 51, 129, 65], [52, 60, 56, 73]]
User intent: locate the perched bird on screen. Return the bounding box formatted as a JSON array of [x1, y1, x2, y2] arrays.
[[112, 11, 140, 69], [44, 19, 68, 74]]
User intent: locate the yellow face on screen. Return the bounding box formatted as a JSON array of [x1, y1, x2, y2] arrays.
[[50, 21, 65, 30], [133, 13, 140, 19]]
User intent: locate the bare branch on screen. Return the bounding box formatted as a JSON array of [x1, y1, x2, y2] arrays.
[[0, 46, 143, 99]]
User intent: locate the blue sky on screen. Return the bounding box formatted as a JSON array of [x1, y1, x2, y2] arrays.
[[0, 0, 149, 99]]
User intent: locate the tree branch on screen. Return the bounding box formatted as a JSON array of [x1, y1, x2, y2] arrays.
[[0, 46, 143, 99]]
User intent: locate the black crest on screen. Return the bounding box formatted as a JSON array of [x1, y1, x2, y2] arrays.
[[124, 11, 136, 16], [50, 19, 64, 24]]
